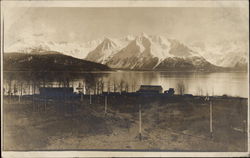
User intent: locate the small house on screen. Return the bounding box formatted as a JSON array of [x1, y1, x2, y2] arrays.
[[39, 87, 74, 98], [137, 85, 163, 94]]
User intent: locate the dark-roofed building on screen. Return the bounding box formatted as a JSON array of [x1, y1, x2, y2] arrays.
[[137, 85, 163, 94], [39, 87, 74, 98]]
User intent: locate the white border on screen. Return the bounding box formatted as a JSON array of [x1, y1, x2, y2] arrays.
[[1, 0, 249, 8], [1, 151, 250, 157], [1, 0, 4, 155], [1, 0, 249, 157]]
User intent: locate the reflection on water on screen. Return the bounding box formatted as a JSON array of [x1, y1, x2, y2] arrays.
[[3, 71, 248, 97]]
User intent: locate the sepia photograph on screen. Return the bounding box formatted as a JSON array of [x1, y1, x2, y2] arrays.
[[1, 0, 249, 157]]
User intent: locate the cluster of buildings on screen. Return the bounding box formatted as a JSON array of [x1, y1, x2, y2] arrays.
[[39, 85, 175, 98]]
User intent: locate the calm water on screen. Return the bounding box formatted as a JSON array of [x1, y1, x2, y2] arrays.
[[3, 71, 248, 98]]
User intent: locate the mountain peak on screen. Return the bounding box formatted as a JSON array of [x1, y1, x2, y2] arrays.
[[103, 37, 112, 42], [99, 37, 117, 50], [135, 32, 150, 40], [124, 35, 135, 41], [141, 32, 148, 37]]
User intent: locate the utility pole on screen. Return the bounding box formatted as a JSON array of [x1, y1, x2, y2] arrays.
[[32, 82, 35, 111], [239, 98, 246, 151], [205, 95, 213, 138], [105, 96, 107, 115], [44, 94, 47, 111], [139, 104, 142, 141], [21, 82, 23, 101], [81, 92, 83, 101], [89, 90, 92, 105], [18, 85, 21, 103], [210, 100, 213, 138]]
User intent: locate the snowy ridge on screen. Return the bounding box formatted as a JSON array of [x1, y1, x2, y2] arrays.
[[6, 33, 248, 69], [85, 37, 132, 64], [189, 40, 248, 68], [6, 35, 102, 59], [88, 33, 206, 69]]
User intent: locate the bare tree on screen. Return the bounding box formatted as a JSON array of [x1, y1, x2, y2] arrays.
[[113, 80, 117, 92], [94, 82, 97, 95], [32, 80, 36, 111], [125, 82, 129, 93], [84, 74, 97, 94], [18, 82, 24, 102], [96, 78, 104, 95], [8, 80, 12, 97], [131, 81, 135, 92], [177, 80, 186, 95], [100, 79, 104, 94], [107, 80, 110, 93], [119, 80, 124, 93], [13, 83, 18, 96], [131, 80, 138, 92], [196, 86, 203, 96], [95, 81, 98, 95]]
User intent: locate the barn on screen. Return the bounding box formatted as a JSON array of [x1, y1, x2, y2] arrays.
[[137, 85, 163, 94], [39, 87, 74, 98]]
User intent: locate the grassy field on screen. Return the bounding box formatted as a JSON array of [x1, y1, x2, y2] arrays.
[[3, 95, 248, 151]]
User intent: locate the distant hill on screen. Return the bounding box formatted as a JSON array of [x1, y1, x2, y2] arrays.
[[154, 56, 221, 71], [3, 52, 111, 71]]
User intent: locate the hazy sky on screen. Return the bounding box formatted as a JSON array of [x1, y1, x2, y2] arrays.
[[5, 7, 249, 46]]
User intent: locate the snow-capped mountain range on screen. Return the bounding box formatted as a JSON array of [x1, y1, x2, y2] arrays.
[[6, 33, 248, 70], [6, 36, 102, 59], [88, 33, 202, 70], [189, 40, 248, 68]]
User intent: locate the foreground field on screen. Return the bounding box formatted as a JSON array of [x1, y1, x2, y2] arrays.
[[3, 95, 248, 151]]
